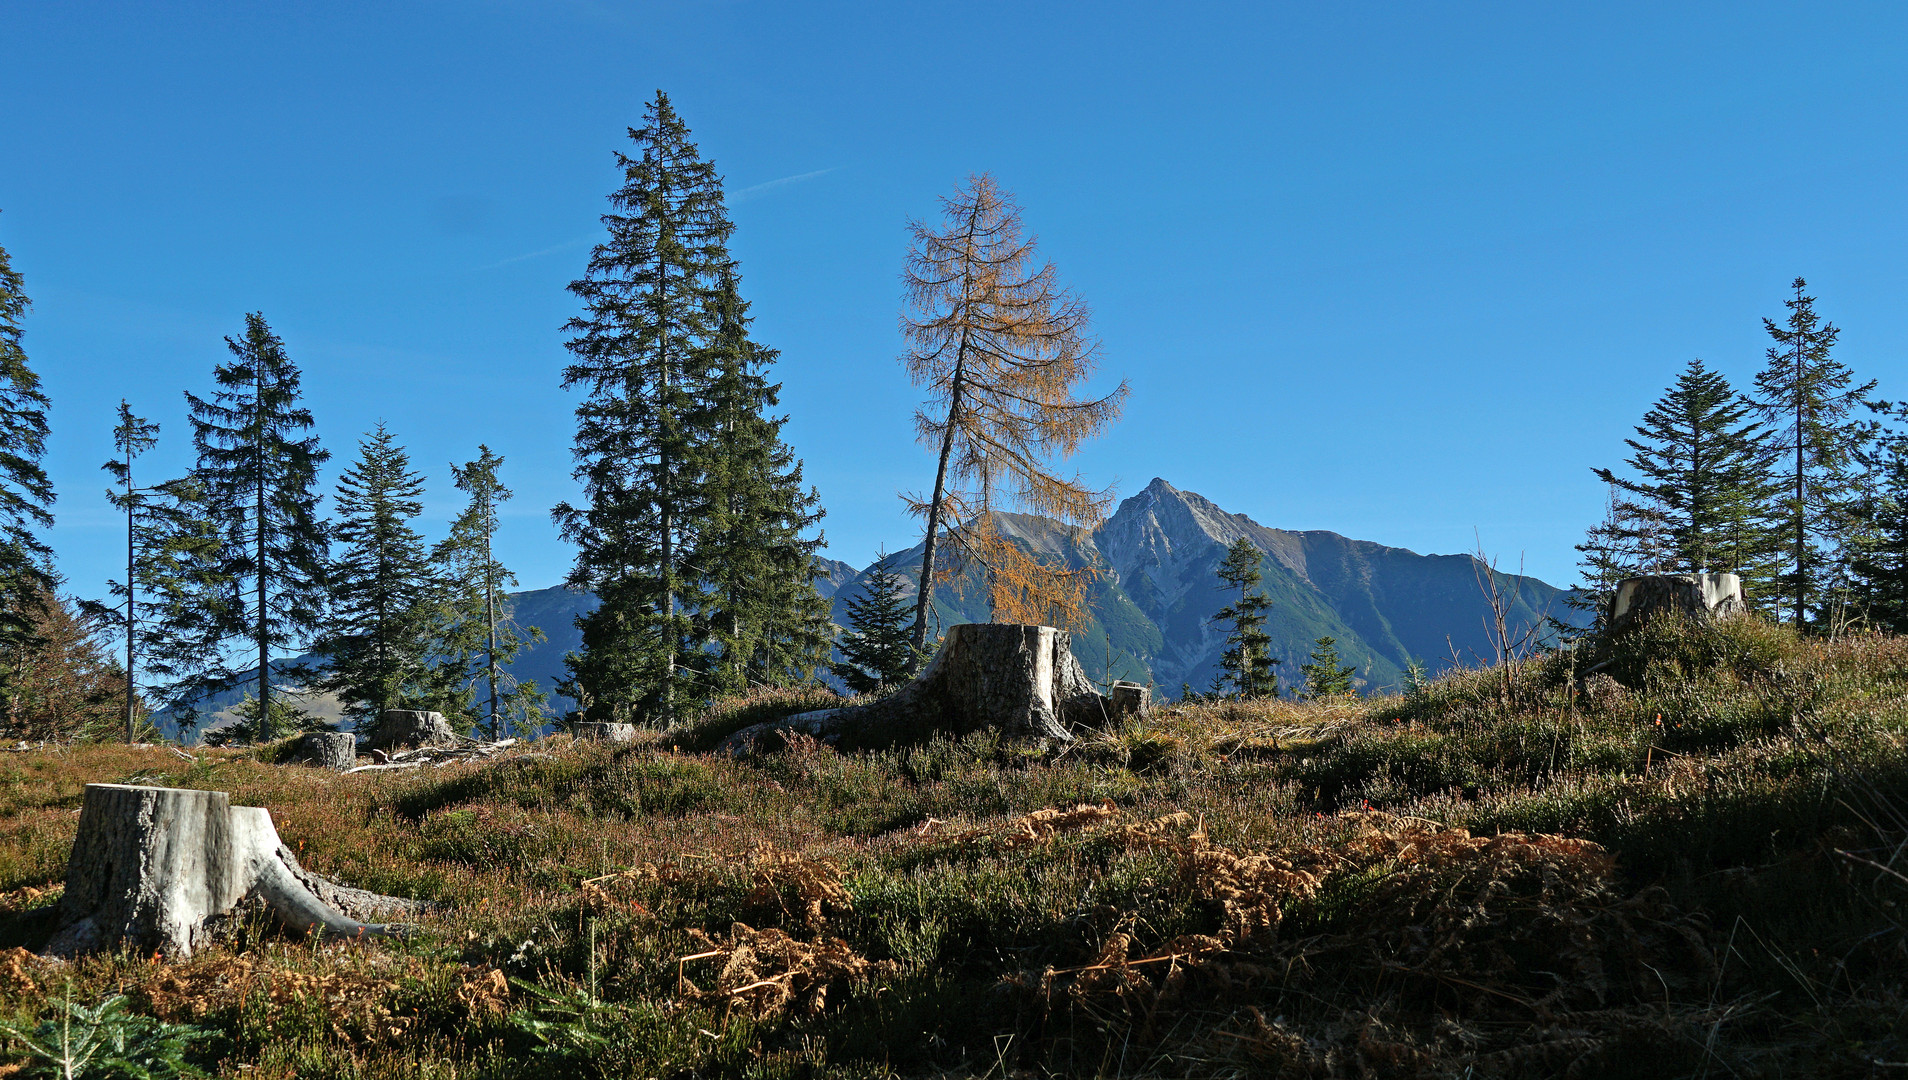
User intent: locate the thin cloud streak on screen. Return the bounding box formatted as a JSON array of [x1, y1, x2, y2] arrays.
[[475, 234, 596, 271], [732, 168, 836, 202]]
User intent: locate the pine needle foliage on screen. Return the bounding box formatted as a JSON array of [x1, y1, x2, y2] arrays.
[[832, 551, 920, 694], [900, 174, 1127, 650], [1592, 358, 1777, 591], [1753, 278, 1875, 628], [0, 226, 56, 717], [314, 423, 435, 723], [1210, 537, 1278, 700], [180, 313, 329, 740], [428, 446, 545, 739], [556, 91, 731, 725], [688, 267, 831, 696], [1300, 636, 1357, 700]]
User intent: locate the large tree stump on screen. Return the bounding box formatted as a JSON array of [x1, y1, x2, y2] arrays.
[[718, 623, 1112, 754], [366, 710, 455, 751], [43, 784, 420, 959], [296, 731, 356, 770], [1607, 573, 1746, 635], [575, 722, 636, 743], [1110, 681, 1151, 722]]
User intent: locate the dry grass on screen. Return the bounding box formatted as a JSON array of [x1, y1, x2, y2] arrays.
[[1, 619, 1906, 1076]]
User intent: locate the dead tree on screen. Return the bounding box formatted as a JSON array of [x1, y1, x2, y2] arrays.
[[44, 783, 419, 959], [718, 623, 1113, 754]]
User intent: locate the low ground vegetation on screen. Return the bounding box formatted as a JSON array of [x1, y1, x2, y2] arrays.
[[1, 614, 1905, 1077]]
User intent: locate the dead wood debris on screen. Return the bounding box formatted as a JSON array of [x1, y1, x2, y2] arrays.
[[345, 737, 521, 773]]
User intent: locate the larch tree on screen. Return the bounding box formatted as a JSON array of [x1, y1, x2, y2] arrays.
[[429, 446, 544, 739], [1210, 537, 1277, 700], [689, 266, 832, 696], [182, 313, 330, 740], [900, 174, 1127, 654], [555, 90, 729, 725], [1752, 279, 1874, 628], [1592, 359, 1777, 596], [0, 225, 56, 725], [314, 423, 435, 724]]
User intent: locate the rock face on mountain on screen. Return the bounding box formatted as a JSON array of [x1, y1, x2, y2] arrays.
[[829, 479, 1578, 697]]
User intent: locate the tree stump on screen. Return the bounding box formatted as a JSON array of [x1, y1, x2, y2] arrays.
[[297, 731, 356, 770], [1110, 681, 1151, 721], [1607, 573, 1747, 635], [717, 623, 1113, 754], [575, 722, 636, 743], [366, 710, 455, 751], [43, 783, 421, 959]]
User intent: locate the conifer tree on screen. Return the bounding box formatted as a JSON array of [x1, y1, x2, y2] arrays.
[[428, 446, 545, 739], [314, 424, 433, 724], [0, 226, 56, 722], [1752, 279, 1875, 627], [556, 91, 730, 725], [689, 266, 831, 695], [182, 313, 329, 739], [1210, 537, 1277, 699], [96, 403, 222, 742], [832, 552, 920, 694], [1592, 359, 1777, 592], [1299, 636, 1356, 700], [900, 174, 1128, 654], [1847, 428, 1908, 633]]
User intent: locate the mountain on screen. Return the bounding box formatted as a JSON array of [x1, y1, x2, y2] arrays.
[[827, 479, 1579, 696]]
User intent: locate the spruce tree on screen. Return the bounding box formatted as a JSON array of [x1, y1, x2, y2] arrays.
[[689, 266, 832, 695], [1752, 279, 1875, 627], [832, 552, 920, 694], [0, 226, 56, 722], [183, 312, 329, 740], [1299, 636, 1356, 700], [428, 446, 545, 739], [1592, 359, 1777, 591], [1210, 537, 1277, 699], [314, 424, 434, 724], [556, 91, 730, 725], [1847, 430, 1908, 633]]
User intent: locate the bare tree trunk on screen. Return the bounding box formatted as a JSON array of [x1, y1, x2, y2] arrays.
[[718, 623, 1112, 754], [44, 784, 418, 959]]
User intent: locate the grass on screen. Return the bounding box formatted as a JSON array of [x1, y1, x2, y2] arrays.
[[3, 613, 1908, 1076]]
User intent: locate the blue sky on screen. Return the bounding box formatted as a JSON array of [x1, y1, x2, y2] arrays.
[[5, 1, 1907, 601]]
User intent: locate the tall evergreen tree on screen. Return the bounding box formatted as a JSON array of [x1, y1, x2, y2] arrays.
[[689, 266, 832, 695], [0, 225, 56, 723], [1752, 279, 1875, 627], [314, 424, 433, 724], [1592, 359, 1777, 595], [428, 446, 545, 739], [555, 91, 731, 725], [183, 313, 329, 740], [95, 403, 221, 742], [832, 551, 920, 694], [1299, 636, 1356, 700], [1847, 424, 1908, 633], [1210, 537, 1277, 699]]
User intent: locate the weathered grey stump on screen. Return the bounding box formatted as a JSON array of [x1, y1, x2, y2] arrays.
[[44, 784, 420, 959], [366, 710, 455, 751], [297, 731, 356, 770], [718, 623, 1115, 754], [1608, 573, 1747, 635], [575, 722, 636, 742], [1110, 681, 1151, 721]]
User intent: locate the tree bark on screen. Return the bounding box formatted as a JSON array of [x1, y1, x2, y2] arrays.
[[1109, 681, 1151, 722], [1606, 572, 1748, 635], [44, 783, 419, 959], [718, 623, 1112, 754], [366, 710, 455, 751], [297, 731, 357, 770]]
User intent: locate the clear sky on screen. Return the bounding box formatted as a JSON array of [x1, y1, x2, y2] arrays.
[[5, 1, 1907, 602]]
